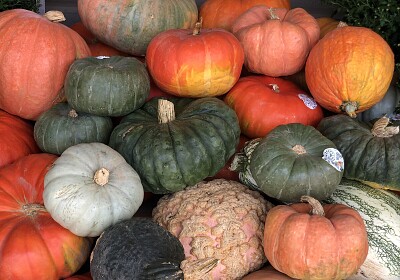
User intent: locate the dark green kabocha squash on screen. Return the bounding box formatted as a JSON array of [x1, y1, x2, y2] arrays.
[[318, 114, 400, 191], [64, 56, 150, 117], [90, 217, 185, 280], [109, 97, 241, 194], [34, 103, 113, 155]]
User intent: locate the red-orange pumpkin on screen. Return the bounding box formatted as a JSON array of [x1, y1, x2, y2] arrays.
[[264, 196, 369, 280], [199, 0, 291, 32], [0, 110, 40, 167], [305, 26, 395, 117], [146, 22, 244, 97], [242, 265, 295, 280], [232, 7, 320, 77], [0, 10, 91, 120], [224, 75, 324, 138], [0, 153, 92, 280]]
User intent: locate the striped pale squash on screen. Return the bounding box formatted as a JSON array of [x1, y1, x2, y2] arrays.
[[325, 179, 400, 280]]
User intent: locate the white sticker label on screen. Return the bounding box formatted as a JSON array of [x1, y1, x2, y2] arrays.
[[322, 148, 344, 172], [298, 94, 318, 109], [96, 56, 110, 59]]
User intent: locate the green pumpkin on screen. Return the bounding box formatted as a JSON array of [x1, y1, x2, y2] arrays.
[[109, 97, 241, 194], [249, 123, 344, 203], [318, 114, 400, 191], [34, 103, 113, 155], [65, 56, 150, 117]]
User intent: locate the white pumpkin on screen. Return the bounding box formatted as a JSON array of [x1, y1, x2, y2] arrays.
[[43, 142, 144, 237]]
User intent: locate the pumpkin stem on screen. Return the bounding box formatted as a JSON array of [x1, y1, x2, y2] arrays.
[[193, 17, 203, 35], [300, 196, 325, 216], [94, 168, 110, 186], [292, 144, 306, 154], [371, 116, 399, 137], [339, 101, 359, 118], [268, 84, 280, 93], [43, 11, 66, 23], [180, 258, 219, 279], [22, 203, 46, 217], [68, 109, 78, 118], [268, 8, 280, 20], [158, 99, 175, 123], [337, 21, 348, 28]]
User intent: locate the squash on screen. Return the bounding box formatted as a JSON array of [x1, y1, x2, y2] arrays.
[[64, 272, 92, 280], [34, 103, 113, 155], [146, 20, 244, 98], [0, 153, 92, 280], [109, 97, 241, 194], [43, 143, 144, 237], [224, 75, 324, 138], [305, 25, 395, 118], [0, 9, 91, 120], [90, 217, 185, 279], [242, 265, 295, 280], [65, 56, 150, 117], [78, 0, 198, 56], [0, 110, 40, 167], [264, 196, 369, 280], [316, 17, 341, 38], [317, 114, 400, 191], [232, 7, 320, 77]]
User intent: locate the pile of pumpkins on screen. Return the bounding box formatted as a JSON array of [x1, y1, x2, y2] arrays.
[[0, 0, 399, 279]]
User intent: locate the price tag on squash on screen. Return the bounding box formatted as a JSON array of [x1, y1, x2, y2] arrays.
[[298, 94, 318, 109], [322, 148, 344, 172]]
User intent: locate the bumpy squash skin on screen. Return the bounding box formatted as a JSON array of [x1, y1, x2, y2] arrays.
[[109, 97, 241, 194], [318, 114, 400, 191], [249, 123, 344, 202]]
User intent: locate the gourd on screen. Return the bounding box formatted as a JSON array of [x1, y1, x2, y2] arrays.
[[242, 266, 295, 280], [109, 97, 241, 194], [65, 56, 150, 117], [0, 9, 91, 120], [0, 153, 92, 280], [43, 143, 144, 237], [34, 103, 113, 155], [316, 17, 341, 38]]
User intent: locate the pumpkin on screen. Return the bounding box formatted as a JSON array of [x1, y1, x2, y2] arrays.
[[264, 196, 369, 280], [78, 0, 198, 56], [0, 153, 92, 280], [90, 217, 186, 279], [248, 123, 344, 202], [109, 97, 241, 194], [317, 114, 400, 191], [242, 265, 295, 280], [34, 103, 113, 155], [224, 75, 324, 138], [305, 25, 395, 118], [43, 142, 144, 237], [0, 110, 40, 167], [316, 17, 341, 38], [232, 7, 320, 77], [146, 20, 244, 98], [0, 9, 91, 120], [199, 0, 291, 32], [65, 56, 150, 117], [64, 272, 92, 280]]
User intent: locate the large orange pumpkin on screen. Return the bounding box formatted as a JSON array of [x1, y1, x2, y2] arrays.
[[305, 25, 395, 117], [264, 196, 369, 280], [232, 7, 320, 77], [199, 0, 291, 32], [0, 9, 91, 120], [0, 153, 92, 280]]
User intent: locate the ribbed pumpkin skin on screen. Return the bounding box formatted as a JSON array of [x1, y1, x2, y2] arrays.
[[249, 123, 343, 202], [0, 9, 91, 120], [34, 103, 113, 155], [65, 56, 150, 117], [146, 27, 244, 97], [78, 0, 198, 56], [109, 97, 241, 194], [0, 110, 40, 167], [305, 26, 395, 117], [317, 114, 400, 191], [0, 154, 92, 280]]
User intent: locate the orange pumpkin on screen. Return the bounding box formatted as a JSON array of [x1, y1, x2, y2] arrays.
[[316, 17, 341, 39], [305, 25, 395, 117], [264, 196, 369, 280], [242, 265, 295, 280], [232, 7, 320, 77], [199, 0, 291, 32], [0, 10, 91, 120]]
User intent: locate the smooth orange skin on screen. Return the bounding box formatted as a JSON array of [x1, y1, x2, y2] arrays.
[[224, 75, 324, 138], [199, 0, 291, 32], [146, 28, 244, 97], [305, 26, 395, 117], [264, 202, 369, 280], [0, 9, 91, 120], [0, 154, 92, 280]]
